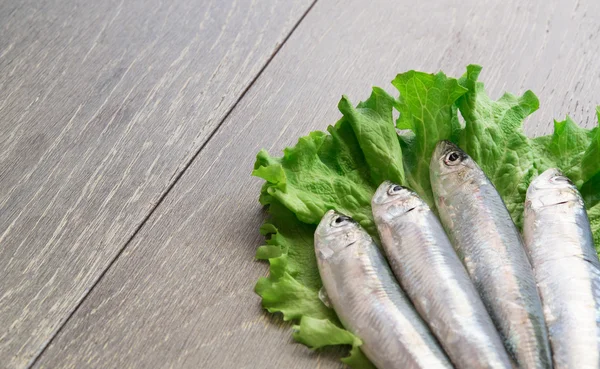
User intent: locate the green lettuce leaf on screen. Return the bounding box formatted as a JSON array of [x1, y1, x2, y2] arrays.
[[252, 65, 600, 368], [293, 317, 375, 369], [394, 70, 467, 204], [254, 200, 335, 322]]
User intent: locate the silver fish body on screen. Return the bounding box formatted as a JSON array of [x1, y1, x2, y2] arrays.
[[429, 141, 552, 369], [523, 168, 600, 369], [315, 210, 453, 369], [372, 182, 514, 369]]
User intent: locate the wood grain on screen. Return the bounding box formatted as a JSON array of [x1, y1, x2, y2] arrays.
[[0, 0, 312, 367], [31, 0, 600, 368]]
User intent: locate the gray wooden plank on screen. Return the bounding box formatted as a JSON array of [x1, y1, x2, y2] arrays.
[[32, 0, 600, 368], [0, 0, 313, 367]]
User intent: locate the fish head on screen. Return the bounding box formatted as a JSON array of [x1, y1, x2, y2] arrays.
[[526, 168, 581, 209], [430, 140, 476, 196], [314, 210, 362, 260], [372, 181, 424, 220]]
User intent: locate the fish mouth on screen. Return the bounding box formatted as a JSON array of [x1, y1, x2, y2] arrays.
[[392, 206, 418, 217], [530, 197, 578, 209], [344, 240, 357, 249]]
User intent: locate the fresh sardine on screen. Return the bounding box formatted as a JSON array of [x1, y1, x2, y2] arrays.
[[371, 182, 514, 369], [429, 140, 552, 369], [523, 168, 600, 369], [315, 210, 454, 369]]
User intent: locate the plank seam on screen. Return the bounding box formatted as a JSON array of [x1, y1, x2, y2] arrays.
[[25, 0, 318, 367]]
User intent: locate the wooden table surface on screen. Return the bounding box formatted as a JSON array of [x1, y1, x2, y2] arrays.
[[1, 0, 599, 368]]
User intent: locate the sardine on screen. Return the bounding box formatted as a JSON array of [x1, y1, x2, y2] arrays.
[[315, 210, 454, 369], [429, 140, 552, 369], [372, 182, 514, 369], [523, 168, 600, 369]]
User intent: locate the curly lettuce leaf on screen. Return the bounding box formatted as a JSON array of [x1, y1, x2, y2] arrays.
[[456, 65, 543, 226], [394, 71, 467, 204], [581, 107, 600, 180], [455, 65, 600, 227], [293, 317, 375, 369], [252, 65, 600, 368], [252, 88, 402, 236], [254, 200, 335, 322], [339, 88, 405, 187], [581, 171, 600, 252], [255, 200, 372, 365]]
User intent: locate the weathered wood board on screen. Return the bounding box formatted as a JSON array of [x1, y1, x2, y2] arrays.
[[0, 0, 312, 367], [12, 0, 600, 367]]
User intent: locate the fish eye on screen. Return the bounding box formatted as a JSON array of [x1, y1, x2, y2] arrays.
[[550, 176, 572, 185], [444, 151, 461, 166], [331, 215, 351, 227], [387, 184, 403, 196]]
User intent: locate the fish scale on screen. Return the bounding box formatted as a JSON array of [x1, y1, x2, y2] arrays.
[[430, 140, 552, 369], [372, 181, 514, 369], [315, 210, 453, 369], [523, 168, 600, 369]]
